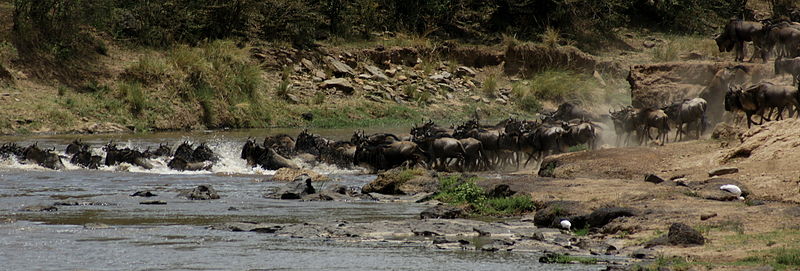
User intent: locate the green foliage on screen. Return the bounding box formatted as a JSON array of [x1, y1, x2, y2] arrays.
[[775, 248, 800, 267], [481, 73, 497, 98], [435, 174, 535, 216], [126, 53, 169, 84], [0, 41, 17, 63], [119, 82, 147, 115], [527, 70, 596, 104], [573, 226, 590, 236], [312, 91, 326, 105]]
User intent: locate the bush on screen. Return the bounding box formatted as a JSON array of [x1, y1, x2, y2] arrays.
[[126, 53, 169, 84], [435, 174, 535, 216], [120, 82, 147, 114]]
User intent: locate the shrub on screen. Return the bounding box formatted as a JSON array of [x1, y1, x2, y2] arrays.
[[119, 82, 147, 115], [126, 53, 169, 84], [481, 73, 497, 98]]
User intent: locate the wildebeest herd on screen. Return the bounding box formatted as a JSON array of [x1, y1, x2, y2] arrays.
[[716, 18, 800, 63]]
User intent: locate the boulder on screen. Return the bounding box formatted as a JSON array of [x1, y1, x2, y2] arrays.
[[271, 168, 330, 182], [708, 166, 738, 177], [455, 66, 476, 77], [575, 207, 637, 229], [362, 168, 437, 195], [667, 223, 705, 246], [429, 72, 452, 82], [420, 205, 465, 219], [364, 65, 390, 81], [533, 201, 588, 228], [323, 56, 355, 76], [319, 78, 355, 93], [644, 174, 665, 184], [273, 174, 316, 199], [178, 185, 220, 200], [486, 184, 516, 198], [130, 191, 157, 197], [646, 223, 705, 247]]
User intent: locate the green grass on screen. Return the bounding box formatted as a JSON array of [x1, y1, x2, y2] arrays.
[[120, 82, 147, 115], [525, 70, 597, 103], [540, 253, 599, 265], [126, 53, 169, 84], [574, 226, 590, 236], [481, 73, 497, 98], [568, 143, 588, 152], [312, 91, 326, 105], [434, 174, 535, 216]]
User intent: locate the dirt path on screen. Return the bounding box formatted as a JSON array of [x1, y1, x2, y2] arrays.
[[480, 121, 800, 269]]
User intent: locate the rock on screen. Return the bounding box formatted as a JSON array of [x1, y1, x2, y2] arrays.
[[177, 185, 220, 200], [455, 66, 477, 77], [397, 75, 408, 81], [313, 70, 327, 79], [365, 65, 389, 81], [576, 207, 637, 229], [53, 201, 111, 206], [700, 213, 717, 220], [644, 174, 665, 184], [130, 191, 157, 197], [429, 72, 452, 82], [631, 248, 658, 259], [285, 93, 301, 104], [20, 205, 58, 212], [643, 41, 656, 48], [273, 174, 316, 199], [271, 168, 330, 182], [385, 68, 397, 77], [362, 168, 437, 195], [680, 51, 705, 60], [300, 58, 316, 71], [486, 184, 516, 198], [667, 223, 705, 246], [301, 112, 314, 121], [140, 200, 167, 205], [708, 166, 738, 177], [469, 95, 481, 102], [323, 56, 355, 77], [693, 178, 750, 201], [420, 205, 465, 219], [533, 201, 588, 228], [211, 222, 284, 233], [319, 78, 355, 94]]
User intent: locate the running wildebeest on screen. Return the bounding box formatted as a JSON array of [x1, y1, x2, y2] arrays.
[[70, 145, 102, 169], [610, 106, 636, 146], [662, 98, 708, 141], [775, 57, 800, 85], [633, 108, 669, 145], [23, 144, 65, 170], [241, 138, 300, 170], [104, 142, 154, 169], [561, 120, 598, 150], [65, 139, 89, 156]]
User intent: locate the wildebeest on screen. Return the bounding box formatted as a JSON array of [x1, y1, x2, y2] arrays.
[[23, 144, 65, 170], [144, 143, 172, 158], [715, 19, 764, 62], [0, 143, 25, 159], [760, 22, 800, 61], [295, 129, 331, 156], [65, 139, 89, 156], [633, 108, 669, 145], [264, 134, 296, 157], [519, 123, 565, 168], [353, 140, 427, 172], [413, 134, 466, 172], [775, 57, 800, 85], [609, 106, 636, 146], [70, 145, 102, 169], [561, 120, 598, 150], [104, 142, 153, 169], [550, 102, 600, 122], [241, 138, 300, 170], [167, 142, 217, 171], [726, 82, 800, 128], [458, 137, 490, 171], [662, 98, 708, 141]]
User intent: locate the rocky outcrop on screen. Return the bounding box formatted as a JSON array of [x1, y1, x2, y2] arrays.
[[533, 200, 589, 228], [271, 168, 330, 182], [362, 168, 438, 195], [504, 44, 624, 77], [691, 178, 750, 201]]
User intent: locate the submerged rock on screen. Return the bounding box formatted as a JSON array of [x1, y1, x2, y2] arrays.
[[420, 205, 465, 219], [267, 174, 316, 199], [130, 191, 157, 197], [178, 185, 220, 200], [20, 205, 58, 212]]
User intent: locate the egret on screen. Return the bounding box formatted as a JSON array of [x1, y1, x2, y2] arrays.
[[720, 184, 744, 200], [560, 219, 572, 231]]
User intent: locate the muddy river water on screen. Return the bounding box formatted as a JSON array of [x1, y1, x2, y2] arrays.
[[0, 129, 610, 270]]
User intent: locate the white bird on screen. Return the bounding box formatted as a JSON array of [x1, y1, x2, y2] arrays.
[[560, 219, 572, 231], [720, 184, 744, 200]]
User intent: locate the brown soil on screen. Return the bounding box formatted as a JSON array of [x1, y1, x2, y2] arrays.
[[481, 119, 800, 268]]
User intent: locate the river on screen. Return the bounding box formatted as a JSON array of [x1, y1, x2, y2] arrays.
[[0, 129, 610, 270]]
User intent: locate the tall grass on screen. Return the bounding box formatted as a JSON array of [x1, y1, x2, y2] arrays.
[[650, 35, 721, 62], [119, 82, 147, 115], [482, 73, 497, 98], [540, 27, 561, 48], [522, 70, 598, 104], [126, 53, 169, 84]]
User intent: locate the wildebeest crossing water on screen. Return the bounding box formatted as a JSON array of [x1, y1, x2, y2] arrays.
[[0, 129, 620, 270]]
